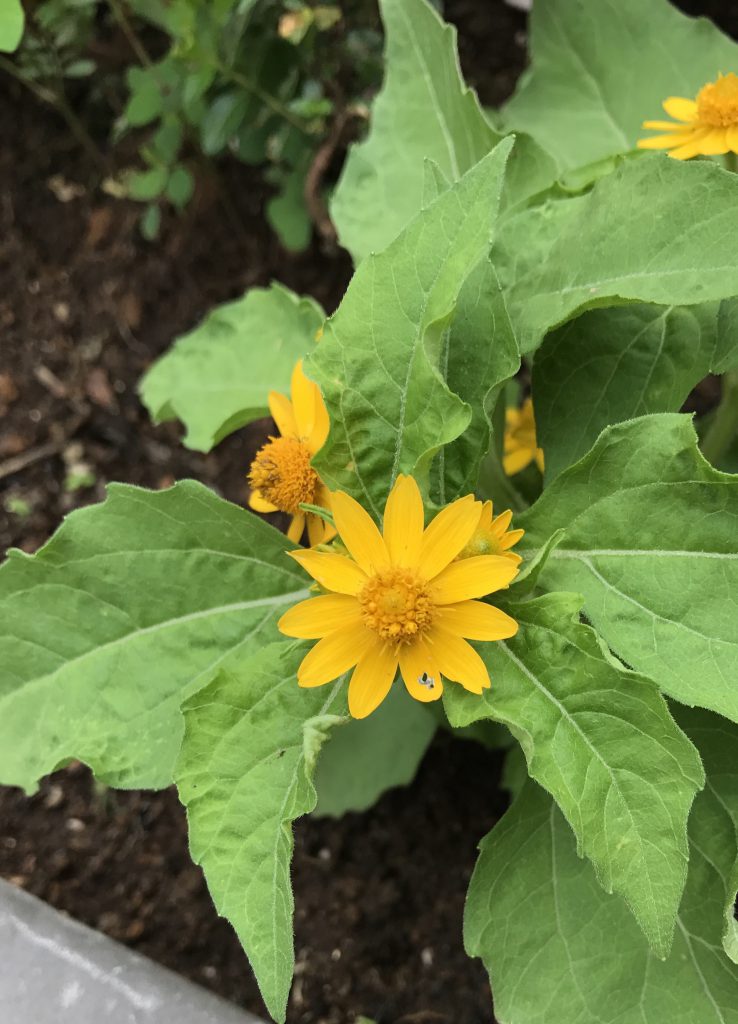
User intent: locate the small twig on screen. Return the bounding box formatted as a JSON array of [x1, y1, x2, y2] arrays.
[[107, 0, 155, 69], [303, 108, 353, 244], [0, 412, 89, 481]]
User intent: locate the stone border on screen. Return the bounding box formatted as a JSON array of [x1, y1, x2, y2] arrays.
[[0, 880, 266, 1023]]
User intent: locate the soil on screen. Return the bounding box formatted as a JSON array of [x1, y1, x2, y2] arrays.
[[0, 1, 733, 1022]]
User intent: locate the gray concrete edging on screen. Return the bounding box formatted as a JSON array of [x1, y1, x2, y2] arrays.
[[0, 880, 266, 1024]]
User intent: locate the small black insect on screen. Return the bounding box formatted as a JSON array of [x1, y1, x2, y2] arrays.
[[417, 671, 435, 689]]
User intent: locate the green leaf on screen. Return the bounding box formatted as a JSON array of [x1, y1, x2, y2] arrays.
[[165, 165, 195, 208], [519, 414, 738, 723], [313, 681, 436, 817], [0, 482, 310, 792], [433, 259, 520, 503], [176, 642, 345, 1023], [331, 0, 556, 264], [311, 139, 513, 517], [444, 592, 704, 955], [140, 204, 161, 241], [466, 712, 738, 1023], [503, 0, 738, 171], [124, 66, 165, 126], [128, 166, 168, 201], [140, 283, 324, 452], [0, 0, 24, 53], [201, 92, 249, 156], [496, 156, 738, 353], [266, 163, 312, 253], [534, 302, 726, 480]]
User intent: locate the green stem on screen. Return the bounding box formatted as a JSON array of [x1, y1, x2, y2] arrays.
[[214, 62, 310, 135], [107, 0, 155, 69], [725, 151, 738, 174], [701, 371, 738, 466]]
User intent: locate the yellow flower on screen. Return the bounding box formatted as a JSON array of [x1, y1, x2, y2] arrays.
[[638, 73, 738, 159], [457, 501, 524, 565], [503, 397, 544, 476], [278, 475, 520, 719], [248, 360, 335, 546]]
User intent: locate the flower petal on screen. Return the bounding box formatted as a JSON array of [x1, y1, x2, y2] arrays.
[[289, 549, 368, 594], [662, 96, 698, 122], [637, 132, 698, 150], [503, 447, 534, 476], [398, 638, 443, 704], [698, 128, 729, 155], [307, 388, 330, 454], [287, 513, 306, 543], [436, 600, 519, 641], [348, 642, 398, 718], [307, 513, 325, 547], [291, 359, 319, 439], [249, 490, 278, 514], [383, 474, 424, 567], [668, 131, 712, 160], [500, 528, 525, 551], [492, 508, 513, 534], [279, 594, 362, 639], [534, 448, 545, 473], [297, 624, 374, 688], [432, 555, 519, 604], [419, 495, 482, 580], [642, 119, 692, 131], [331, 490, 390, 575], [268, 391, 298, 438], [427, 627, 490, 693]]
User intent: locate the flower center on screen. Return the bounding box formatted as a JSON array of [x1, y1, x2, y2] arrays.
[[249, 436, 318, 516], [697, 73, 738, 127], [458, 527, 502, 560], [359, 568, 434, 644]]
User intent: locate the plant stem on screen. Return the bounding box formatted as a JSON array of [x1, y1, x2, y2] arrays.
[[107, 0, 154, 69], [701, 371, 738, 466], [725, 151, 738, 174], [215, 62, 310, 135], [0, 55, 108, 170]]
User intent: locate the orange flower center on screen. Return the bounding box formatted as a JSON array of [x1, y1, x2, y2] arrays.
[[697, 73, 738, 127], [359, 568, 434, 644], [458, 527, 502, 560], [249, 436, 317, 515]]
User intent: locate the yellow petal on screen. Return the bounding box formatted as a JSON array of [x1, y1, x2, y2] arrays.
[[297, 624, 374, 687], [348, 642, 398, 718], [419, 495, 482, 580], [492, 508, 513, 534], [268, 391, 298, 438], [331, 490, 390, 575], [436, 600, 518, 641], [500, 528, 525, 551], [307, 388, 330, 454], [668, 131, 712, 160], [307, 513, 324, 547], [398, 638, 443, 704], [249, 491, 278, 513], [662, 96, 698, 122], [279, 594, 362, 639], [289, 549, 368, 595], [287, 513, 306, 543], [383, 475, 424, 567], [728, 125, 738, 154], [427, 627, 490, 693], [291, 359, 319, 439], [698, 128, 729, 155], [642, 120, 692, 131], [535, 448, 545, 473], [479, 500, 494, 528], [638, 131, 701, 149], [432, 555, 519, 604], [503, 447, 534, 476]]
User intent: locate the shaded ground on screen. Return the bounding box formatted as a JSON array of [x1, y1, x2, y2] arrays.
[[0, 1, 733, 1022]]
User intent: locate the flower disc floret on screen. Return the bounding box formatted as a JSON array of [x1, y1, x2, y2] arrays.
[[359, 568, 433, 642], [249, 436, 317, 517], [697, 73, 738, 127]]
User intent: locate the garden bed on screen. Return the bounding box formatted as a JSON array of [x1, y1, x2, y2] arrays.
[[1, 1, 736, 1021]]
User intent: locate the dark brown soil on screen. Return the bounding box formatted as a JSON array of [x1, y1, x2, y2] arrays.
[[0, 2, 734, 1022]]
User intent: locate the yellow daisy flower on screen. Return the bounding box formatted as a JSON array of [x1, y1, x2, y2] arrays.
[[503, 397, 544, 476], [457, 501, 524, 565], [248, 359, 335, 546], [638, 73, 738, 159], [278, 475, 520, 719]]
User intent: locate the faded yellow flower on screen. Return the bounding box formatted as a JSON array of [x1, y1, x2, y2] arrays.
[[638, 73, 738, 159], [457, 501, 524, 565], [248, 360, 335, 546], [278, 475, 519, 718], [504, 397, 544, 476]]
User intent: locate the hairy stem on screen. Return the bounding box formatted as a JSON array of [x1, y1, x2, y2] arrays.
[[701, 371, 738, 466]]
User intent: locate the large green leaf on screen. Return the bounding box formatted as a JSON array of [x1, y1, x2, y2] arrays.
[[0, 0, 23, 52], [311, 139, 513, 517], [520, 415, 738, 722], [495, 156, 738, 353], [533, 301, 730, 480], [313, 680, 436, 817], [139, 283, 324, 452], [444, 592, 703, 955], [466, 712, 738, 1023], [0, 482, 309, 792], [433, 259, 520, 503], [176, 643, 345, 1023], [331, 0, 556, 264], [503, 0, 738, 170]]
